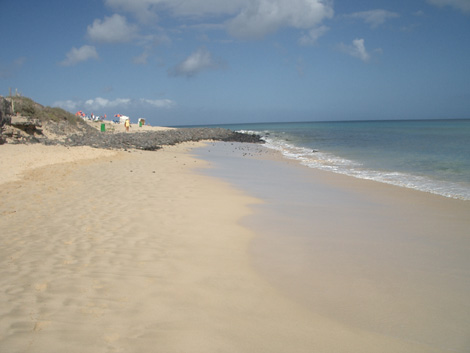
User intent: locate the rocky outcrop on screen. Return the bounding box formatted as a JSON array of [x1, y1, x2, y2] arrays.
[[0, 97, 13, 144], [0, 96, 104, 144], [1, 116, 44, 144], [64, 127, 264, 151], [10, 116, 42, 134], [0, 97, 45, 144], [0, 97, 12, 125]]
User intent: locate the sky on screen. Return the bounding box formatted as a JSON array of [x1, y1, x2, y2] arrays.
[[1, 0, 470, 126]]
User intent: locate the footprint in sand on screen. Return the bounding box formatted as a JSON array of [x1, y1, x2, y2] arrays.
[[103, 333, 120, 343], [80, 302, 108, 318], [33, 321, 51, 332], [34, 283, 48, 292]]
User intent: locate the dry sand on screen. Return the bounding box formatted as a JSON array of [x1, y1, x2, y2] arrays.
[[0, 143, 459, 352], [0, 144, 117, 185]]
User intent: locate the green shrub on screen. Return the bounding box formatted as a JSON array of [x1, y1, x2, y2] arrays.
[[11, 96, 83, 126], [13, 97, 40, 117], [43, 106, 81, 125]]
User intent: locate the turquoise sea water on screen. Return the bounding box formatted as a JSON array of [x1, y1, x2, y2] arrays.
[[212, 119, 470, 200]]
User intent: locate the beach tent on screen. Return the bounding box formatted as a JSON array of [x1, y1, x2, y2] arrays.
[[113, 114, 129, 124]]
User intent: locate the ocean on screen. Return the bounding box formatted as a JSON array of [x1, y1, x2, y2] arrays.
[[211, 119, 470, 201]]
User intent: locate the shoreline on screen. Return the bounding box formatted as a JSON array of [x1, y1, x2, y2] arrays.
[[237, 119, 470, 201], [196, 142, 470, 352]]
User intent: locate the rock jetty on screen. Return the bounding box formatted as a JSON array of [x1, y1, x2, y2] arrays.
[[0, 96, 264, 149], [64, 128, 264, 151]]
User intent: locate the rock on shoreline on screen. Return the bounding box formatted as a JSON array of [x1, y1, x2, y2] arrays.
[[63, 127, 264, 151]]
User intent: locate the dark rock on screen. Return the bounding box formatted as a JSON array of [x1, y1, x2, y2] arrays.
[[0, 96, 13, 128], [10, 116, 43, 135], [62, 127, 264, 151]]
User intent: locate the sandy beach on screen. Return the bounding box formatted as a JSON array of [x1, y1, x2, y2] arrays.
[[1, 142, 469, 352]]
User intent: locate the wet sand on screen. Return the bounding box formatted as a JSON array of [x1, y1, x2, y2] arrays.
[[196, 142, 470, 352]]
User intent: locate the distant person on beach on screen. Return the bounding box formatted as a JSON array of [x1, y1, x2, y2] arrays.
[[125, 119, 130, 132]]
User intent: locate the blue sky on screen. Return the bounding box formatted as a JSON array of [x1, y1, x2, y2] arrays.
[[1, 0, 469, 126]]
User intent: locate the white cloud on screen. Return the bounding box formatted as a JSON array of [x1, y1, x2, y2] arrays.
[[169, 47, 221, 77], [52, 100, 79, 111], [339, 38, 370, 62], [60, 45, 99, 66], [85, 97, 131, 109], [427, 0, 470, 13], [345, 9, 399, 28], [299, 25, 329, 45], [168, 0, 247, 17], [227, 0, 334, 39], [87, 14, 138, 43], [53, 97, 175, 113], [140, 98, 176, 108], [105, 0, 246, 22], [133, 33, 171, 65], [105, 0, 333, 40], [105, 0, 157, 23]]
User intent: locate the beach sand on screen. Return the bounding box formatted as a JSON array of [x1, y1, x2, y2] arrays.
[[1, 142, 468, 352], [0, 144, 117, 185]]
